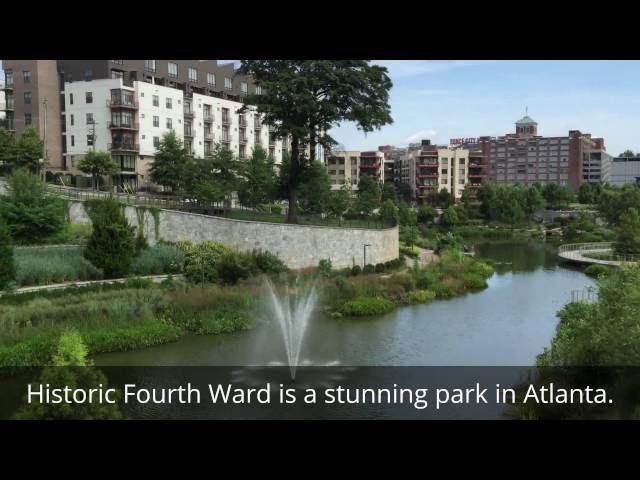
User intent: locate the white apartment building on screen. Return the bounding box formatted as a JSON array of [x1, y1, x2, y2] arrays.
[[62, 78, 285, 190], [325, 151, 361, 189], [411, 145, 472, 201]]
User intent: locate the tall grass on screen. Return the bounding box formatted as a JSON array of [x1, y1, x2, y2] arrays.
[[131, 243, 186, 275], [14, 246, 103, 286]]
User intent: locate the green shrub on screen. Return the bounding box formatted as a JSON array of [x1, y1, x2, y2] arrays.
[[431, 283, 456, 298], [351, 265, 362, 276], [217, 251, 257, 285], [46, 223, 93, 245], [0, 221, 15, 290], [180, 240, 231, 284], [84, 197, 136, 278], [339, 296, 395, 317], [0, 169, 68, 244], [363, 264, 375, 274], [317, 259, 333, 277], [462, 272, 489, 289], [375, 263, 386, 273], [390, 272, 416, 292], [270, 204, 283, 215], [14, 246, 103, 286], [404, 289, 436, 304], [251, 249, 288, 274], [584, 264, 613, 278], [131, 243, 186, 275]]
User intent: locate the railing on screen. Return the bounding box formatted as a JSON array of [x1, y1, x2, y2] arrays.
[[108, 143, 139, 152], [222, 135, 232, 143], [204, 132, 214, 141], [222, 116, 231, 125], [239, 117, 247, 127], [107, 99, 138, 108], [203, 112, 214, 122], [184, 109, 195, 118], [239, 136, 248, 144], [558, 242, 614, 253], [557, 242, 640, 264], [108, 121, 139, 130], [184, 130, 193, 137]]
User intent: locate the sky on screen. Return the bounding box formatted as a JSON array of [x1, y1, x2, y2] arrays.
[[3, 60, 639, 155]]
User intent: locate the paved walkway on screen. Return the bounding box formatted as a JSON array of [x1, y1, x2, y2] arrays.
[[2, 274, 184, 296], [557, 242, 639, 266]]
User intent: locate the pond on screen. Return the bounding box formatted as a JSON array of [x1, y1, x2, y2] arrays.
[[94, 241, 594, 368]]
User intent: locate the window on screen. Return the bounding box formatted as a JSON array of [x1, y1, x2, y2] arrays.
[[168, 62, 178, 78], [152, 95, 159, 107], [166, 97, 172, 109], [24, 113, 32, 125], [111, 70, 123, 79], [23, 71, 31, 83], [112, 60, 124, 65], [23, 92, 31, 104], [188, 68, 198, 82], [239, 144, 246, 159], [153, 116, 159, 128], [87, 135, 94, 147], [70, 135, 74, 147], [70, 114, 74, 126], [86, 92, 93, 104], [207, 73, 215, 87], [166, 118, 172, 129], [144, 60, 157, 73], [84, 67, 93, 81], [5, 71, 13, 87], [153, 137, 160, 148], [459, 178, 465, 184], [69, 93, 74, 105], [241, 82, 248, 94], [224, 77, 232, 89], [86, 113, 94, 124], [255, 85, 262, 95], [459, 158, 465, 164]]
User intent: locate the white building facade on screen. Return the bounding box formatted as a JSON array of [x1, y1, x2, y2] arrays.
[[62, 78, 285, 191]]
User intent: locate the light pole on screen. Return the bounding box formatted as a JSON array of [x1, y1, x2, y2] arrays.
[[363, 243, 371, 268]]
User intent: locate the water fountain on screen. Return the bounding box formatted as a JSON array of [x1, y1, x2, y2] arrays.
[[264, 277, 318, 380]]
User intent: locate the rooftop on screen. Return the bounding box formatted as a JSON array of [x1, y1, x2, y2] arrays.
[[516, 115, 537, 125]]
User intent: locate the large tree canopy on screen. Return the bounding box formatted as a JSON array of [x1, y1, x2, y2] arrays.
[[238, 60, 393, 223]]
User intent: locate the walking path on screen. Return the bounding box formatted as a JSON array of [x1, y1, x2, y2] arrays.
[[557, 242, 639, 266], [2, 274, 184, 297]]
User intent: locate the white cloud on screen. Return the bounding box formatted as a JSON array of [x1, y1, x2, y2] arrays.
[[406, 129, 437, 143], [374, 60, 495, 79]]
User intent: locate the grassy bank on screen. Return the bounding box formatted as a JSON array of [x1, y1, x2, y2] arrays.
[[323, 248, 495, 317], [0, 280, 257, 369]]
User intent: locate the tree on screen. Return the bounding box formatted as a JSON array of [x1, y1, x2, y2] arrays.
[[524, 185, 545, 215], [0, 128, 17, 172], [76, 150, 119, 190], [0, 220, 15, 290], [379, 199, 399, 225], [616, 207, 640, 255], [14, 127, 44, 173], [417, 204, 437, 224], [297, 160, 331, 215], [150, 131, 189, 193], [440, 205, 460, 228], [620, 150, 635, 158], [0, 169, 67, 243], [397, 201, 417, 226], [396, 182, 413, 203], [357, 175, 381, 216], [327, 182, 352, 219], [84, 196, 136, 277], [542, 183, 574, 209], [578, 182, 595, 205], [239, 61, 393, 223], [237, 145, 277, 208], [381, 182, 397, 203], [186, 144, 241, 207], [437, 189, 454, 208]]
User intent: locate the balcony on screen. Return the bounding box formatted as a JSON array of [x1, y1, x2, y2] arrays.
[[418, 174, 438, 179], [3, 101, 14, 111], [222, 135, 232, 144], [184, 108, 195, 119], [239, 117, 247, 127], [184, 130, 194, 137], [108, 121, 139, 131], [239, 136, 248, 144], [204, 132, 214, 141], [255, 138, 262, 146], [254, 121, 262, 130], [221, 115, 231, 125], [107, 98, 138, 109], [108, 143, 139, 153], [2, 82, 13, 91], [360, 162, 380, 169], [203, 112, 214, 123]]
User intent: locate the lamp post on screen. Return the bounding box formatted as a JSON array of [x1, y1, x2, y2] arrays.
[[363, 243, 371, 268]]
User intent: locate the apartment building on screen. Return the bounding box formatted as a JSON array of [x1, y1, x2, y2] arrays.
[[583, 138, 612, 184], [476, 115, 603, 192], [1, 60, 265, 185], [325, 151, 360, 189], [1, 60, 64, 168], [359, 151, 385, 182], [62, 78, 285, 190], [410, 142, 482, 202], [609, 156, 640, 186]]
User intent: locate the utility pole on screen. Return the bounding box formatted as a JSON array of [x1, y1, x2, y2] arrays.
[[42, 97, 47, 180]]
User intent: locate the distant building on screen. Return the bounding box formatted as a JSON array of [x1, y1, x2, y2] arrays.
[[476, 114, 605, 192], [325, 151, 361, 190], [584, 138, 612, 184], [609, 156, 640, 186]]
